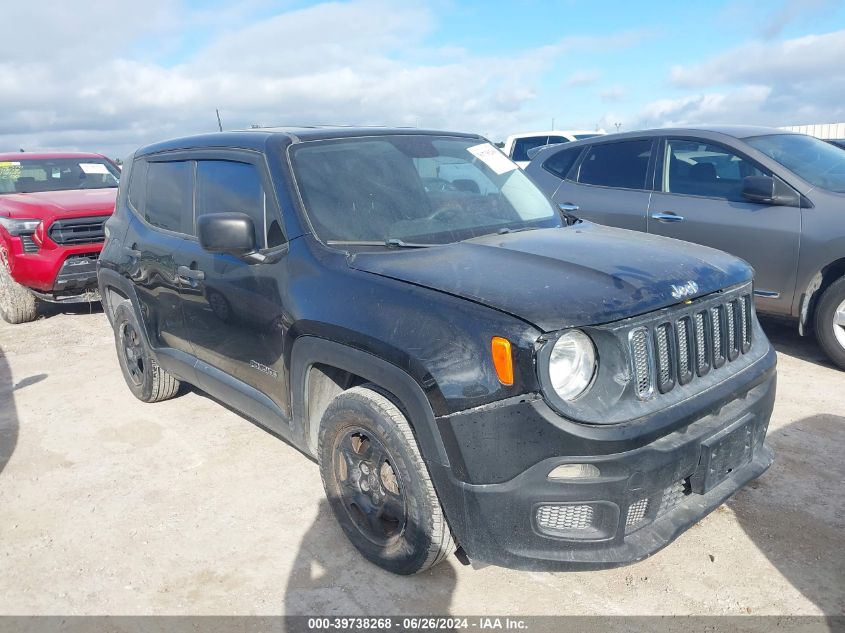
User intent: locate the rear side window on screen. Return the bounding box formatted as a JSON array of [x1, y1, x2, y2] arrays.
[[145, 161, 193, 234], [127, 159, 148, 212], [577, 140, 652, 189], [543, 147, 582, 179], [512, 136, 550, 162], [195, 160, 285, 249]]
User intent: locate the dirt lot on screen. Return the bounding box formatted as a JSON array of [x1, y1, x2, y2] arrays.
[[0, 304, 843, 617]]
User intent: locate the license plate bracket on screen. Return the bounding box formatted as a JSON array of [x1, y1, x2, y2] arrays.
[[691, 415, 755, 494]]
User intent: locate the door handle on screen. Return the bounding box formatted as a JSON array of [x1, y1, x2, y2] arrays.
[[177, 265, 205, 282], [651, 212, 684, 223]]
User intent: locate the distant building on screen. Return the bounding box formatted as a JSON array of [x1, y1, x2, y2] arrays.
[[780, 122, 845, 139]]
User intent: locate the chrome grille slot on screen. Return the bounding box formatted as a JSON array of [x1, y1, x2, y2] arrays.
[[676, 317, 693, 385], [726, 300, 739, 361], [694, 311, 710, 376], [740, 295, 752, 352], [654, 323, 674, 393], [629, 327, 653, 399], [711, 305, 725, 368]]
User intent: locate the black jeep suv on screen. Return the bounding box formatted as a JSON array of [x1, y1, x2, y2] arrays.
[[97, 128, 776, 575]]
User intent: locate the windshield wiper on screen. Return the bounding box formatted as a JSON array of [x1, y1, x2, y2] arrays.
[[497, 226, 541, 235], [384, 238, 431, 248], [325, 239, 433, 248]]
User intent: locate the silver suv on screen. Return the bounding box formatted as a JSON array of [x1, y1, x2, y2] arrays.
[[525, 126, 845, 369]]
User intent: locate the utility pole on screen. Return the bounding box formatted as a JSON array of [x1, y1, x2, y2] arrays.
[[551, 117, 555, 129], [216, 109, 223, 132], [615, 122, 622, 132]]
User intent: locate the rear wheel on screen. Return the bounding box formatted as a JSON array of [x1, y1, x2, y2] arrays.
[[318, 385, 455, 575], [112, 300, 181, 402], [814, 276, 845, 370], [0, 254, 37, 324]]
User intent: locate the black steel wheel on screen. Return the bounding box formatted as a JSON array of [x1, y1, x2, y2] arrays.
[[318, 385, 455, 575], [112, 300, 181, 402]]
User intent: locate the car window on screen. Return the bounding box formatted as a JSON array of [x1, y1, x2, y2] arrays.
[[195, 160, 284, 249], [542, 147, 582, 179], [512, 136, 549, 162], [577, 140, 652, 189], [127, 158, 148, 212], [145, 161, 193, 234], [291, 135, 560, 245], [546, 135, 569, 145], [664, 139, 768, 201], [746, 134, 845, 193], [0, 157, 119, 194]]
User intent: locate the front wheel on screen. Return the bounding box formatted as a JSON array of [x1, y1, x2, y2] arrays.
[[814, 276, 845, 370], [318, 385, 455, 575], [112, 300, 181, 402], [0, 255, 37, 324]]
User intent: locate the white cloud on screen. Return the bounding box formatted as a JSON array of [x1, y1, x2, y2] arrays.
[[635, 29, 845, 128], [564, 70, 600, 88], [0, 1, 645, 156], [598, 86, 626, 103]]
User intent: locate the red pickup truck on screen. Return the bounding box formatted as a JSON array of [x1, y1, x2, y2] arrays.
[[0, 152, 118, 323]]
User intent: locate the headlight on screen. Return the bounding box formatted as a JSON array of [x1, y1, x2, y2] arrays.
[[0, 217, 41, 236], [548, 329, 597, 401]]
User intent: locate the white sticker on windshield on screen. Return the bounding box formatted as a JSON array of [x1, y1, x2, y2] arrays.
[[467, 143, 518, 175], [79, 162, 109, 175]]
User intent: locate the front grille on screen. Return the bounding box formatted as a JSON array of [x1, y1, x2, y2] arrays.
[[631, 291, 753, 399], [536, 504, 594, 532], [48, 216, 108, 245], [657, 480, 691, 518], [20, 234, 39, 253]]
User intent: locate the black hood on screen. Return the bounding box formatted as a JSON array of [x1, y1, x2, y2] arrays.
[[348, 223, 752, 332]]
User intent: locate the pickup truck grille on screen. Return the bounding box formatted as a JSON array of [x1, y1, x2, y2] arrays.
[[630, 294, 753, 399], [48, 216, 109, 245]]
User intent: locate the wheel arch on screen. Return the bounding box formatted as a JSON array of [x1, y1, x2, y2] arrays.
[[799, 257, 845, 335], [290, 336, 449, 468]]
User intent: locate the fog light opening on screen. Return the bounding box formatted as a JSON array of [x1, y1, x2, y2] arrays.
[[548, 463, 601, 480]]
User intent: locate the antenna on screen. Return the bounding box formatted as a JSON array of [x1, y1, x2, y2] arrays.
[[216, 109, 223, 132]]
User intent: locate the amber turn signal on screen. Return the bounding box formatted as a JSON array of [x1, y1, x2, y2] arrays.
[[491, 336, 514, 386]]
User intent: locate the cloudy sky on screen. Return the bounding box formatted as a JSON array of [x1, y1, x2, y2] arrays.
[[2, 0, 844, 157]]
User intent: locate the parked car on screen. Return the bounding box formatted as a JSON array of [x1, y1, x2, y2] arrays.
[[525, 126, 845, 369], [98, 128, 775, 574], [0, 152, 119, 323], [503, 129, 606, 168]]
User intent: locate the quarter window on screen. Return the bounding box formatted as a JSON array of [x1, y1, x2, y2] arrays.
[[195, 160, 284, 249], [543, 147, 582, 179], [145, 161, 193, 234], [512, 136, 550, 162], [577, 140, 652, 189], [663, 139, 768, 201]]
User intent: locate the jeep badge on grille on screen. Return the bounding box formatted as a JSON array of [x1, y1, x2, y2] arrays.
[[671, 281, 699, 300]]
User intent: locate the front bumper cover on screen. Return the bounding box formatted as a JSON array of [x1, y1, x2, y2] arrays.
[[430, 345, 776, 571]]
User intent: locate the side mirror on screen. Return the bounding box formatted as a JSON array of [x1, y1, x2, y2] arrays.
[[197, 212, 256, 257], [741, 175, 799, 206]]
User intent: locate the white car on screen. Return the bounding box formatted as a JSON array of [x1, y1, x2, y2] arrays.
[[503, 129, 606, 168]]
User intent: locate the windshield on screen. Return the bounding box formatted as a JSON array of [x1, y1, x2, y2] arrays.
[[290, 135, 560, 246], [0, 157, 120, 194], [745, 134, 845, 193]]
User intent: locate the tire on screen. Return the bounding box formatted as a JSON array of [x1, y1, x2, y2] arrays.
[[112, 300, 181, 402], [814, 275, 845, 370], [318, 385, 455, 575], [0, 256, 37, 324]]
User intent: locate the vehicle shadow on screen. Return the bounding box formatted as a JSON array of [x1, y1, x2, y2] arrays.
[[758, 316, 834, 368], [283, 499, 457, 616], [36, 300, 103, 320], [728, 414, 845, 617], [0, 345, 18, 476]]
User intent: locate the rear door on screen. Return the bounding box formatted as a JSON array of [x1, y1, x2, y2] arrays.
[[174, 151, 292, 429], [647, 137, 801, 315], [549, 138, 656, 232]]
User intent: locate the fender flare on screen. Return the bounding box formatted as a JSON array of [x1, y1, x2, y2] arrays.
[[289, 335, 450, 468]]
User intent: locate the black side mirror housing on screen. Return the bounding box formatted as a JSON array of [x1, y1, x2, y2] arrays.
[[741, 175, 799, 206], [197, 212, 256, 257]]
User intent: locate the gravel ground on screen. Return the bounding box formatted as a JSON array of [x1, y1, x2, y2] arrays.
[[0, 304, 843, 617]]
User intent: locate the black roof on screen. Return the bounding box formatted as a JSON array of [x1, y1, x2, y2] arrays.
[[135, 127, 482, 157]]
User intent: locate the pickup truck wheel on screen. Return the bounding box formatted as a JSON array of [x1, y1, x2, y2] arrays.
[[814, 276, 845, 370], [112, 300, 181, 402], [318, 385, 455, 575], [0, 256, 37, 324]]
